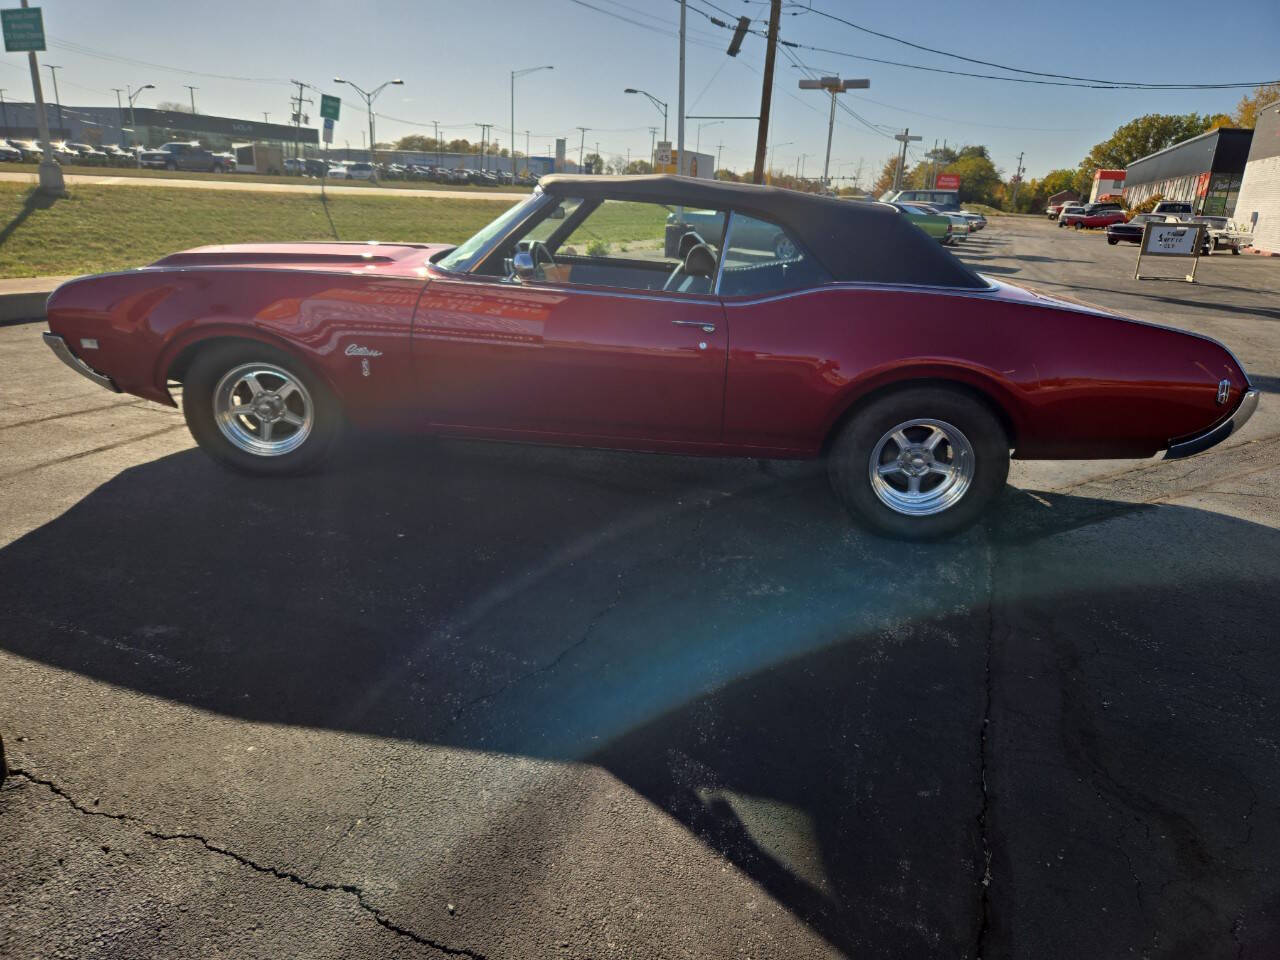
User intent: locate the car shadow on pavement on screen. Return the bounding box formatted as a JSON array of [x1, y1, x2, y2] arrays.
[[2, 436, 1278, 958]]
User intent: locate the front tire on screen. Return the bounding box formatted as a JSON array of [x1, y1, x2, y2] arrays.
[[828, 387, 1009, 540], [1107, 237, 1118, 245], [181, 341, 342, 476]]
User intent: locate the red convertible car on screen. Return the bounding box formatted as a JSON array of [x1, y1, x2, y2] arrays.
[[1060, 208, 1129, 230], [43, 175, 1257, 539]]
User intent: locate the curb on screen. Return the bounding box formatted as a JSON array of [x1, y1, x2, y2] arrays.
[[0, 277, 76, 326], [0, 291, 52, 325]]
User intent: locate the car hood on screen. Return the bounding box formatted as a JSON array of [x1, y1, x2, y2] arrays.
[[147, 241, 452, 277]]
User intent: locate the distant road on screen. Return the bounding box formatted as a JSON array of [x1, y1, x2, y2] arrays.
[[0, 170, 521, 201]]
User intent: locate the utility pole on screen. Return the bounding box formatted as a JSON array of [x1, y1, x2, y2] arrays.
[[892, 128, 921, 192], [289, 80, 313, 160], [43, 65, 63, 136], [577, 126, 589, 173], [716, 141, 724, 175], [751, 0, 781, 183], [595, 140, 600, 174], [432, 120, 440, 166], [0, 90, 7, 136], [477, 123, 492, 171], [263, 112, 269, 122], [677, 0, 686, 176], [185, 85, 198, 115], [1011, 151, 1025, 208], [648, 127, 658, 166], [525, 130, 530, 173]]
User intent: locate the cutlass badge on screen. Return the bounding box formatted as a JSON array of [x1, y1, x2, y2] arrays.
[[346, 344, 382, 378]]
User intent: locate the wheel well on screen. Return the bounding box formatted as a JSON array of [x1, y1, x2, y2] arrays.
[[821, 378, 1017, 454], [166, 335, 282, 384]]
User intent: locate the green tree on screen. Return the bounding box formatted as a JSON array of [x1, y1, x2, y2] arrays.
[[1233, 83, 1280, 129], [394, 134, 432, 151], [1076, 113, 1220, 192], [581, 152, 603, 174], [872, 154, 908, 197]]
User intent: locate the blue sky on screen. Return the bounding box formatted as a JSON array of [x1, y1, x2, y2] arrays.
[[6, 0, 1277, 182]]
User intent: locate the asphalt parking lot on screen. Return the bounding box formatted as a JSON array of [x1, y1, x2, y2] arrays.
[[2, 214, 1278, 959]]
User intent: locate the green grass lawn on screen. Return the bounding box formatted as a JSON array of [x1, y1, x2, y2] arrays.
[[0, 182, 515, 278], [4, 162, 529, 193]]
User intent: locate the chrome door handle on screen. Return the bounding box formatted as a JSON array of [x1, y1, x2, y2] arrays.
[[672, 319, 716, 333]]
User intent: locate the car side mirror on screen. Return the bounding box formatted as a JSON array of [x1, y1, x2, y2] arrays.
[[511, 251, 536, 280], [548, 206, 566, 220]]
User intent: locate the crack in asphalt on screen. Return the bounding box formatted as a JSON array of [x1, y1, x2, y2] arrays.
[[7, 767, 491, 960], [974, 539, 996, 960], [308, 765, 394, 881]]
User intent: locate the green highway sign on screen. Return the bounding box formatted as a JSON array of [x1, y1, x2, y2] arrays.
[[320, 94, 341, 121], [2, 7, 46, 52]]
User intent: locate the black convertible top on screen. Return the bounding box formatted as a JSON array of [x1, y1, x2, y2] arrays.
[[539, 174, 986, 289]]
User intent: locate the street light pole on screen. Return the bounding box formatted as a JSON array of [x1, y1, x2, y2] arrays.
[[798, 76, 870, 187], [511, 65, 553, 179], [43, 65, 63, 136], [695, 119, 722, 156], [767, 140, 792, 183], [333, 76, 404, 183], [20, 0, 61, 194], [623, 89, 667, 141], [111, 88, 124, 146], [127, 83, 155, 169]]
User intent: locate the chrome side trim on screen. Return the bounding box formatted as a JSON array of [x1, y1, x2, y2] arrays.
[[1164, 388, 1259, 460], [428, 275, 722, 308], [712, 211, 735, 296], [43, 332, 120, 392]]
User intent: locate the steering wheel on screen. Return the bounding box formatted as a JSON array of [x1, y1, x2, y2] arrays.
[[662, 260, 687, 292], [529, 240, 555, 269]]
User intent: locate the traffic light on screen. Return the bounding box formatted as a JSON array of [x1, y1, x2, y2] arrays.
[[727, 16, 750, 57]]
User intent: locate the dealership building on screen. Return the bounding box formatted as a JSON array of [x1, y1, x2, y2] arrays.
[[0, 101, 315, 152], [1122, 127, 1253, 216], [1233, 98, 1280, 253]]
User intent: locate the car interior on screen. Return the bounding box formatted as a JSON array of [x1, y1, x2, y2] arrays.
[[484, 196, 827, 299]]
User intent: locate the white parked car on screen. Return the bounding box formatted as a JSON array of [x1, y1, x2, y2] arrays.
[[326, 163, 349, 178], [1056, 204, 1087, 225], [344, 162, 375, 180]]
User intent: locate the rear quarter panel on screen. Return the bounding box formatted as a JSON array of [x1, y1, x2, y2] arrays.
[[722, 284, 1247, 458], [45, 269, 424, 424]]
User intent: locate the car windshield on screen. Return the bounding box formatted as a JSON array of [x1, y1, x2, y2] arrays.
[[436, 191, 543, 273]]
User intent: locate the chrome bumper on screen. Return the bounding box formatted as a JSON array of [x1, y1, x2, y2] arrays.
[[1165, 388, 1259, 460], [42, 332, 120, 392]]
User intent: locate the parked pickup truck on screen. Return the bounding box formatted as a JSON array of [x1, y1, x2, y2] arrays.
[[138, 141, 231, 172], [1193, 216, 1252, 255]]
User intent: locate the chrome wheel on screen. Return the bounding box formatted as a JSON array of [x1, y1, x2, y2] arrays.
[[868, 418, 975, 516], [213, 362, 313, 457]]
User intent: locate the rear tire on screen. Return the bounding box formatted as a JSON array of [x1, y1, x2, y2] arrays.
[[1107, 237, 1118, 245], [828, 386, 1009, 540], [181, 341, 342, 476]]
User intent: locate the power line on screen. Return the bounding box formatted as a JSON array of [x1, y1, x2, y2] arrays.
[[792, 3, 1279, 90], [48, 38, 293, 86]]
